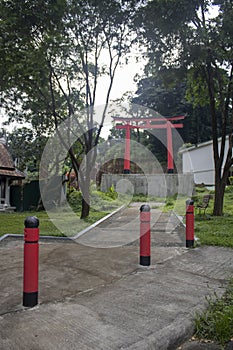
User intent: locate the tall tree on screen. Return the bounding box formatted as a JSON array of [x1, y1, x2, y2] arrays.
[[132, 70, 214, 145], [0, 0, 140, 218], [137, 0, 233, 215]]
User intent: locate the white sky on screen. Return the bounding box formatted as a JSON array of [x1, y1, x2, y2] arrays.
[[95, 57, 145, 105], [0, 56, 145, 136]]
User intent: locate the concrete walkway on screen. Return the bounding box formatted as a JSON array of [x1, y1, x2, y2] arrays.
[[0, 204, 232, 349]]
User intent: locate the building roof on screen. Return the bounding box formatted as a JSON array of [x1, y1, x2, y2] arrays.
[[179, 135, 232, 154], [0, 141, 25, 178]]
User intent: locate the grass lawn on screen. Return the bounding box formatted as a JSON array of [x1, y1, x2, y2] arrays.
[[0, 209, 110, 237], [0, 188, 124, 237], [162, 187, 233, 248], [0, 211, 59, 236], [195, 215, 233, 248]]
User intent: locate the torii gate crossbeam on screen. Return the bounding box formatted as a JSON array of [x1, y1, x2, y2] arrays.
[[112, 115, 185, 174]]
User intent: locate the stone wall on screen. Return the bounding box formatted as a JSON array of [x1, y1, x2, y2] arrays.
[[100, 174, 194, 198]]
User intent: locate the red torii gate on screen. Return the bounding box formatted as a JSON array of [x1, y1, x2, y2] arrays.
[[112, 115, 185, 174]]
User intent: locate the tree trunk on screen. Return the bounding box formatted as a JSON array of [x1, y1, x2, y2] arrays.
[[213, 165, 229, 216], [80, 171, 91, 219], [213, 181, 225, 216], [81, 196, 90, 219]]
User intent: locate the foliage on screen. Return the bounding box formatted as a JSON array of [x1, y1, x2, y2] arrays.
[[0, 127, 47, 173], [104, 184, 118, 200], [66, 190, 83, 212], [132, 72, 214, 146], [195, 279, 233, 347], [135, 0, 233, 216], [0, 0, 142, 218], [67, 188, 120, 213]]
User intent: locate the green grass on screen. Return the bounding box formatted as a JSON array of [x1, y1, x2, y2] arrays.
[[0, 187, 119, 237], [195, 215, 233, 248], [193, 189, 233, 247], [0, 211, 62, 236], [0, 188, 124, 237], [195, 279, 233, 348], [0, 209, 110, 237], [162, 187, 233, 248]]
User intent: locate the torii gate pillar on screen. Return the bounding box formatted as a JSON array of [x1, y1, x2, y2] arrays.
[[123, 123, 131, 174], [167, 121, 174, 173], [113, 115, 185, 174]]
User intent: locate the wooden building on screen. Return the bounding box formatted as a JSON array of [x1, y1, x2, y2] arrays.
[[0, 139, 24, 211]]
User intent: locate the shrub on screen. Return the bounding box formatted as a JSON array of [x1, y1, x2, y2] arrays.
[[67, 190, 82, 211]]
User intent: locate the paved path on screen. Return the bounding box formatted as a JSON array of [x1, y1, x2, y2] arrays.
[[0, 204, 232, 349]]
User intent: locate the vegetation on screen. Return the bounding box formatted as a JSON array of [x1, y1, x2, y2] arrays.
[[0, 211, 63, 237], [162, 186, 233, 347], [194, 279, 233, 348], [163, 186, 233, 248], [132, 75, 214, 147], [135, 0, 233, 216], [131, 194, 164, 203], [0, 188, 122, 237], [195, 215, 233, 248], [0, 127, 47, 173], [0, 0, 232, 218], [194, 187, 233, 247], [0, 208, 111, 237], [0, 0, 140, 219]]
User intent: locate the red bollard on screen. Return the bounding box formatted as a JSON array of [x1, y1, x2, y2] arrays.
[[23, 216, 39, 307], [186, 199, 194, 248], [140, 204, 151, 266]]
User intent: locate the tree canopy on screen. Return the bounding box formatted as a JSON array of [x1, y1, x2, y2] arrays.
[[134, 0, 233, 215], [0, 0, 141, 217], [1, 0, 232, 216]]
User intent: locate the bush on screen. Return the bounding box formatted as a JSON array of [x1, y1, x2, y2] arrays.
[[228, 176, 233, 185], [67, 188, 119, 213], [225, 185, 233, 193], [67, 190, 82, 211]]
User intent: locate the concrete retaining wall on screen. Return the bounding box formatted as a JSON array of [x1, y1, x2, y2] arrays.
[[100, 174, 194, 197]]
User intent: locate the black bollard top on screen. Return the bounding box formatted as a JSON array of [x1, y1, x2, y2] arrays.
[[140, 204, 151, 212], [186, 199, 194, 206], [24, 216, 39, 228]]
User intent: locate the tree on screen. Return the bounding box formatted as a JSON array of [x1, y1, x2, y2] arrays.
[[132, 69, 215, 145], [137, 0, 233, 215], [0, 127, 47, 174], [0, 0, 141, 218]]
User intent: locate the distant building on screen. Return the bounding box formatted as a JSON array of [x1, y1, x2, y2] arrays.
[[179, 136, 233, 186], [0, 139, 25, 211]]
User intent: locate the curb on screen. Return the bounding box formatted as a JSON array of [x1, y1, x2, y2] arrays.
[[72, 205, 125, 240], [124, 317, 194, 350]]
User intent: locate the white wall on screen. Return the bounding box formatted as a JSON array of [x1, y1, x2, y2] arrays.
[[181, 137, 232, 185]]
